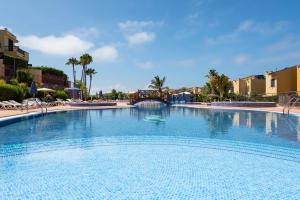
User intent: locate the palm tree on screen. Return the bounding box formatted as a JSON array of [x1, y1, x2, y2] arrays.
[[66, 57, 80, 87], [86, 68, 97, 96], [205, 69, 232, 99], [217, 74, 232, 99], [80, 53, 93, 86], [149, 75, 167, 97]]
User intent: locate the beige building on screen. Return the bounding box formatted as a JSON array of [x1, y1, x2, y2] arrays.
[[190, 87, 203, 94], [0, 28, 29, 80], [232, 75, 265, 96], [265, 65, 300, 96]]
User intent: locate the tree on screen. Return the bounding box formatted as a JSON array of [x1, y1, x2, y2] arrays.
[[110, 89, 118, 100], [149, 75, 167, 97], [16, 70, 33, 86], [79, 53, 93, 86], [66, 57, 80, 87], [85, 68, 97, 96], [205, 69, 232, 99]]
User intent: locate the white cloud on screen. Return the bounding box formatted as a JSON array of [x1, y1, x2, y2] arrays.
[[211, 58, 222, 66], [0, 26, 12, 31], [173, 59, 197, 67], [206, 20, 290, 45], [257, 50, 300, 64], [238, 20, 254, 32], [18, 34, 94, 56], [119, 20, 164, 32], [265, 36, 300, 53], [233, 54, 248, 65], [127, 32, 156, 46], [91, 45, 118, 63], [67, 27, 100, 39], [136, 61, 153, 69]]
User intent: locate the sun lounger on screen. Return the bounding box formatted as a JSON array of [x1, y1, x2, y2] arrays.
[[0, 102, 13, 109], [2, 101, 23, 109]]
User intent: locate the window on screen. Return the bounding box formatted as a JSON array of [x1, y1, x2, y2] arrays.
[[271, 78, 276, 87], [8, 39, 13, 51]]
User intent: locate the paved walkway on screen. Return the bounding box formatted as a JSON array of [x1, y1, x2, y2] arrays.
[[173, 104, 300, 115], [0, 102, 133, 118]]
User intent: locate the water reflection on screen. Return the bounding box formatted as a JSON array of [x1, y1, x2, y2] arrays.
[[0, 107, 299, 147], [198, 109, 300, 142], [130, 107, 170, 126]]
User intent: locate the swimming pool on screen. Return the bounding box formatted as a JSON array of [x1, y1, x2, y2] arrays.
[[0, 107, 299, 199]]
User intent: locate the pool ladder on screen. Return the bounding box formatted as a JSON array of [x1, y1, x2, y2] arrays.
[[35, 99, 48, 114], [22, 99, 48, 114], [283, 96, 300, 115]]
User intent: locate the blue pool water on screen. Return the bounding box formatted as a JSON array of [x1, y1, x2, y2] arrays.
[[0, 107, 299, 199]]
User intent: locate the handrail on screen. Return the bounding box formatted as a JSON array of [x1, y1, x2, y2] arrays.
[[288, 97, 300, 115], [283, 96, 300, 115], [36, 99, 48, 114], [23, 99, 48, 114], [283, 96, 296, 115]]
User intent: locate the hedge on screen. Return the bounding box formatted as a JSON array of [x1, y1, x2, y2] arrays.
[[0, 83, 25, 102], [17, 70, 33, 86], [31, 66, 67, 78]]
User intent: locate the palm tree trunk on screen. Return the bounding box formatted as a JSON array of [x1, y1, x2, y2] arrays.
[[81, 68, 84, 83], [83, 66, 87, 86], [72, 65, 76, 87], [89, 75, 92, 96]]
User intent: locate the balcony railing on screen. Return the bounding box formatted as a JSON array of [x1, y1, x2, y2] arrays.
[[3, 45, 27, 55], [16, 47, 26, 55]]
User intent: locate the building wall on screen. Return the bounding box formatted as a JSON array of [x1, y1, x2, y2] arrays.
[[297, 67, 300, 95], [0, 59, 4, 79], [29, 69, 43, 86], [251, 78, 266, 95], [42, 72, 68, 89], [29, 68, 68, 89], [233, 76, 266, 96], [265, 73, 277, 96], [232, 80, 240, 94], [233, 79, 248, 95], [0, 29, 29, 62], [266, 66, 298, 96]]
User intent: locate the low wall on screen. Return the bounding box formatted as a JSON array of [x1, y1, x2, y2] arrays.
[[68, 102, 117, 107], [211, 101, 277, 107]]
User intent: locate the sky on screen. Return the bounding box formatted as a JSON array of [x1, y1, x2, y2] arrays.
[[1, 0, 300, 93]]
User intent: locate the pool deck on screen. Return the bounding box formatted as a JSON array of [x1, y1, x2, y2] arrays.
[[0, 102, 300, 119], [0, 102, 133, 119], [173, 104, 300, 115]]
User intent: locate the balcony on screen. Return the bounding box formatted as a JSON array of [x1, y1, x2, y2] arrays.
[[2, 45, 29, 61]]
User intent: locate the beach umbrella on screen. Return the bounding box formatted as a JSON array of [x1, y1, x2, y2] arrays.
[[30, 80, 37, 97], [37, 88, 55, 92]]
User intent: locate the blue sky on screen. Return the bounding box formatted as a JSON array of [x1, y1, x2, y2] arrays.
[[1, 0, 300, 92]]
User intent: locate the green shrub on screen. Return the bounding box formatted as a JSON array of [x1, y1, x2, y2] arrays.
[[0, 80, 6, 85], [53, 90, 68, 100], [0, 83, 24, 102], [10, 78, 19, 85], [17, 70, 33, 86], [196, 93, 209, 102], [18, 83, 30, 99]]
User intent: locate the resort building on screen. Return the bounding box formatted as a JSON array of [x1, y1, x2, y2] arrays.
[[232, 75, 265, 96], [0, 28, 29, 81], [190, 87, 203, 94], [265, 65, 300, 96], [169, 87, 204, 95]]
